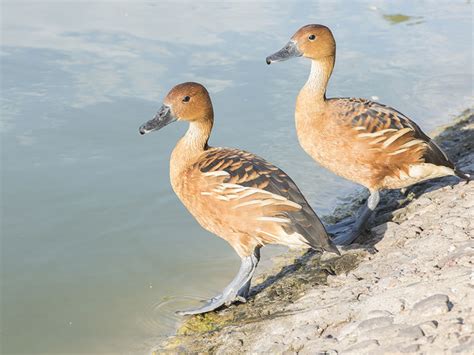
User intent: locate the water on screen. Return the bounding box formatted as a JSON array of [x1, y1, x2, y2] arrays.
[[1, 1, 472, 353]]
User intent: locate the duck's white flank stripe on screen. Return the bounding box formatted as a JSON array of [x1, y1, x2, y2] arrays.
[[203, 171, 230, 177], [357, 128, 397, 138], [382, 128, 412, 148], [256, 216, 291, 223]]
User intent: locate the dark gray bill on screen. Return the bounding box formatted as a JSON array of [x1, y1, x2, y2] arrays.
[[139, 105, 176, 135], [266, 40, 302, 65]]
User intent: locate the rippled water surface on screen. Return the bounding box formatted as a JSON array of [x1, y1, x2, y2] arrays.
[[1, 1, 472, 353]]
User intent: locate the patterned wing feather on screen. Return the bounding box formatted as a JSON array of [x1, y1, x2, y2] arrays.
[[195, 148, 338, 254], [344, 98, 455, 170]]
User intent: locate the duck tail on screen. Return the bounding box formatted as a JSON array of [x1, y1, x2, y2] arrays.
[[308, 231, 340, 256], [325, 240, 341, 256]]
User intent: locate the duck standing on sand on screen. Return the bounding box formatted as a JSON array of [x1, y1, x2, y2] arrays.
[[266, 24, 470, 245], [139, 82, 339, 315]]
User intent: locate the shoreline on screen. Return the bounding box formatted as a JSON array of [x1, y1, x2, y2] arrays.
[[156, 108, 473, 354]]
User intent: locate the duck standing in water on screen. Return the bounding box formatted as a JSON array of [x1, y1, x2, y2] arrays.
[[139, 82, 339, 315], [266, 24, 470, 245]]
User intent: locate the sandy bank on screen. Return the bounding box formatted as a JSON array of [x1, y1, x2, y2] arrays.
[[157, 109, 473, 354]]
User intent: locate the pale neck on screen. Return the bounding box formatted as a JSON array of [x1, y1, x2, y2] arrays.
[[181, 118, 213, 153], [171, 117, 213, 176], [300, 56, 335, 104]]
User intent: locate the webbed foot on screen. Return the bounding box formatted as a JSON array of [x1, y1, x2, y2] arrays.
[[176, 292, 247, 316], [327, 190, 380, 246], [176, 248, 260, 316]]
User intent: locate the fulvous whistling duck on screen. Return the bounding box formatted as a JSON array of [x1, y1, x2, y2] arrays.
[[266, 24, 470, 245], [139, 82, 339, 315]]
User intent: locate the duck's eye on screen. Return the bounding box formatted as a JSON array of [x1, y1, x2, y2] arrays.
[[182, 96, 190, 103], [308, 34, 316, 41]]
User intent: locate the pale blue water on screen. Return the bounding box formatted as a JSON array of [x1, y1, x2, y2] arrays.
[[1, 1, 472, 353]]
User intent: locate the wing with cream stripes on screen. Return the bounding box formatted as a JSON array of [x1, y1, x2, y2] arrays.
[[340, 98, 455, 170], [188, 148, 337, 254]]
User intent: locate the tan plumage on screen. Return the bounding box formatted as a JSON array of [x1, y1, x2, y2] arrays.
[[267, 24, 469, 245], [172, 147, 333, 257], [139, 82, 338, 314], [270, 24, 469, 193], [297, 96, 459, 190]]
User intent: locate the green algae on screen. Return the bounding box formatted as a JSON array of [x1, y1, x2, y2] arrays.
[[160, 250, 365, 352], [382, 13, 424, 26], [177, 312, 234, 336], [383, 13, 412, 24], [321, 253, 363, 275]]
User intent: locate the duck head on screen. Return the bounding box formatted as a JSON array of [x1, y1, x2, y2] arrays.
[[266, 24, 335, 64], [139, 82, 213, 135]]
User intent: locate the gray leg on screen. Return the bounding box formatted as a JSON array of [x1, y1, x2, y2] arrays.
[[330, 190, 380, 246], [177, 247, 260, 316], [236, 247, 261, 300]]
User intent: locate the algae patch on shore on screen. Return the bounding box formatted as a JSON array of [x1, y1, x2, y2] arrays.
[[161, 251, 365, 352]]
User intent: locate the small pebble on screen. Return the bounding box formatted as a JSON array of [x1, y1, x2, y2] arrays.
[[418, 320, 438, 335], [397, 325, 425, 339], [401, 344, 421, 352], [411, 294, 451, 316], [357, 316, 393, 334], [359, 324, 404, 341]]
